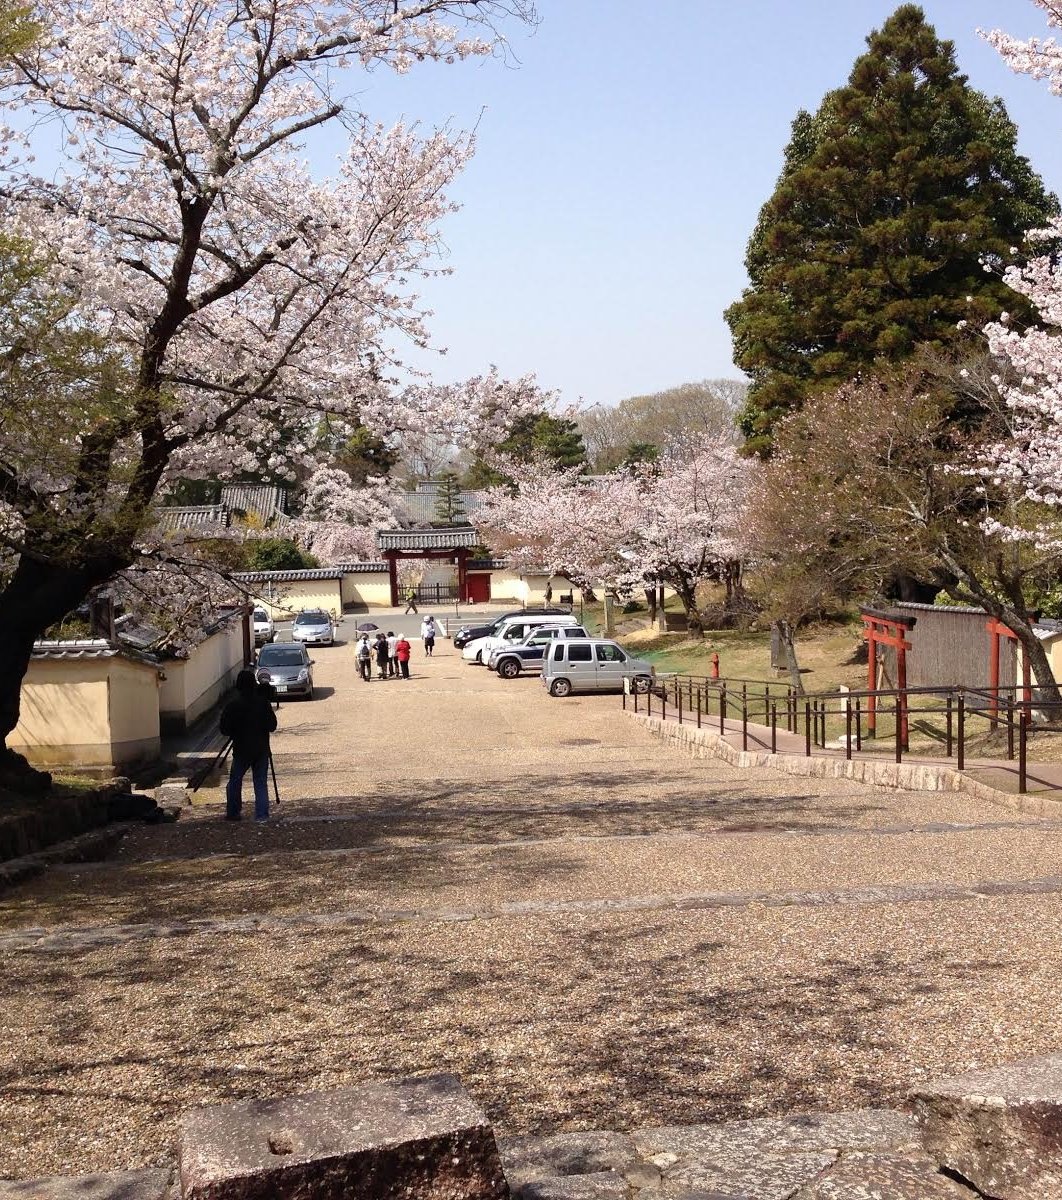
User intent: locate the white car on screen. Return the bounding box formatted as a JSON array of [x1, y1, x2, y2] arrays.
[[463, 613, 579, 664], [251, 607, 274, 645]]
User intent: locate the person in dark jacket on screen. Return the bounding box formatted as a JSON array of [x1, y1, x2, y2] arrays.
[[219, 669, 278, 822], [374, 631, 390, 679]]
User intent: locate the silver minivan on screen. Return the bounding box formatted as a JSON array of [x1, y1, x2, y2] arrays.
[[541, 638, 655, 697]]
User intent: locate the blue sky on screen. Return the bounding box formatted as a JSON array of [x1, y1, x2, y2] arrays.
[[340, 1, 1062, 410]]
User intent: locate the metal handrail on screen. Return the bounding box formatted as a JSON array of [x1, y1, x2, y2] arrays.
[[622, 673, 1048, 794]]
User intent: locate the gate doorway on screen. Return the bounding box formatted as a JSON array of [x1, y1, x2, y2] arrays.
[[466, 573, 491, 604]]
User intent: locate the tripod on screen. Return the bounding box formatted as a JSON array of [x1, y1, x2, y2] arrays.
[[191, 738, 232, 793]]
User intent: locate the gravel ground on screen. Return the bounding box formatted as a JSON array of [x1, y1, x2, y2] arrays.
[[2, 630, 1061, 1177]]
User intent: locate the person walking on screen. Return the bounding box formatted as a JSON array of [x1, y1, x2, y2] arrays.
[[404, 585, 418, 614], [219, 669, 278, 822], [420, 615, 436, 657], [396, 633, 412, 679], [386, 630, 399, 677], [356, 633, 372, 682], [374, 631, 390, 679], [544, 581, 553, 605]]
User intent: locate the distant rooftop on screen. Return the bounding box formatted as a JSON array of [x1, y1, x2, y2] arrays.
[[377, 526, 481, 552], [220, 483, 289, 521]]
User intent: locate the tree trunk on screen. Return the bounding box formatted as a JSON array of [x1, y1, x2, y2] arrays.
[[0, 553, 125, 781], [722, 559, 748, 623], [644, 586, 658, 624], [673, 579, 705, 639], [778, 620, 805, 696]]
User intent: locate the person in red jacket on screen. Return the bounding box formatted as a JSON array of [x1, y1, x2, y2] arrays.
[[395, 634, 412, 679]]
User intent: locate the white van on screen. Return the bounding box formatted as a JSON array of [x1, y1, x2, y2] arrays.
[[462, 613, 579, 664], [541, 638, 655, 696]]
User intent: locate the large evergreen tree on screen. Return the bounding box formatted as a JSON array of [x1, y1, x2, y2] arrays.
[[726, 4, 1058, 455], [464, 412, 588, 487]]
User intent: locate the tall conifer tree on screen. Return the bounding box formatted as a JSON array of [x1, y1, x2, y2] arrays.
[[726, 4, 1058, 455]]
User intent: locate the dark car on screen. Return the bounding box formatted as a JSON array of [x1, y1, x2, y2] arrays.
[[452, 607, 572, 649], [256, 642, 315, 699]]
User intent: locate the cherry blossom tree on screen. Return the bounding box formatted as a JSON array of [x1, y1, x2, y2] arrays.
[[0, 0, 537, 776], [477, 435, 753, 637], [977, 6, 1062, 547]]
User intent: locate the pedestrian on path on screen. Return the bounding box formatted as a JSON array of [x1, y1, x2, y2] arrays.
[[404, 586, 418, 614], [545, 581, 553, 605], [375, 631, 390, 679], [421, 615, 437, 656], [396, 634, 412, 678], [386, 630, 399, 677], [219, 669, 278, 822], [356, 634, 372, 682]]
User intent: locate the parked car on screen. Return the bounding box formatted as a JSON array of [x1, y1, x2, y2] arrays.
[[256, 642, 315, 699], [291, 608, 334, 647], [251, 607, 275, 646], [541, 638, 655, 697], [463, 613, 579, 664], [488, 624, 590, 678], [452, 607, 572, 649]]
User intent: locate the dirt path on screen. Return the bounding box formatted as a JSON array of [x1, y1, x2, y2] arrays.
[[3, 626, 1062, 1176]]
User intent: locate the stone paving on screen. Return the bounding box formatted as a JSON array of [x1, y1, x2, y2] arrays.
[[4, 624, 1062, 1177]]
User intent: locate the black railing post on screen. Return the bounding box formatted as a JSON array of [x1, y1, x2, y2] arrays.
[[661, 689, 667, 722], [678, 685, 683, 726], [697, 686, 702, 729], [895, 697, 902, 765], [957, 694, 965, 771], [720, 688, 727, 735], [1007, 700, 1015, 761], [1019, 708, 1028, 795], [805, 701, 812, 757], [770, 701, 777, 754], [845, 695, 852, 761], [855, 696, 862, 752], [633, 686, 639, 714], [742, 696, 748, 752], [945, 694, 953, 758]]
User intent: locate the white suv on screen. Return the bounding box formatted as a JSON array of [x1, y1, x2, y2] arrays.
[[462, 613, 579, 664], [251, 607, 274, 645]]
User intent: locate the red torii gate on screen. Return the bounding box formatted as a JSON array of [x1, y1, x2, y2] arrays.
[[861, 608, 916, 747], [985, 617, 1032, 720]]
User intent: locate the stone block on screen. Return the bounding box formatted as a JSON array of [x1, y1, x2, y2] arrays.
[[913, 1055, 1062, 1199], [518, 1172, 630, 1200], [179, 1073, 509, 1200], [0, 1170, 172, 1199], [792, 1152, 977, 1198], [498, 1132, 637, 1187]]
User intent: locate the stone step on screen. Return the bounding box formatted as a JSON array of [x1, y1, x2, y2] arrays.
[[913, 1053, 1062, 1199]]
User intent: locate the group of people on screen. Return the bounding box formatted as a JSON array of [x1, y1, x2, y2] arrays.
[[355, 615, 438, 681]]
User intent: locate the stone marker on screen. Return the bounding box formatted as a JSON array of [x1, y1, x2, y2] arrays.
[[0, 1169, 172, 1199], [179, 1073, 509, 1200], [913, 1054, 1062, 1198]]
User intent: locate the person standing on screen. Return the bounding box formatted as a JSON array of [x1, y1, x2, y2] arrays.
[[396, 633, 412, 679], [386, 630, 399, 677], [356, 633, 372, 682], [544, 581, 553, 605], [404, 585, 418, 614], [420, 615, 436, 657], [374, 631, 390, 679], [219, 669, 278, 822]]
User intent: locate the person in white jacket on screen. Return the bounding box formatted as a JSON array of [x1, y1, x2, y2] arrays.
[[420, 615, 437, 657]]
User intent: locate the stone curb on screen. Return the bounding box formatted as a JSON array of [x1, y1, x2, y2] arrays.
[[626, 712, 1062, 821], [0, 824, 131, 894]]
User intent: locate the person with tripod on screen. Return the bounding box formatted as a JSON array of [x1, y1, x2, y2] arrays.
[[219, 669, 278, 822]]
